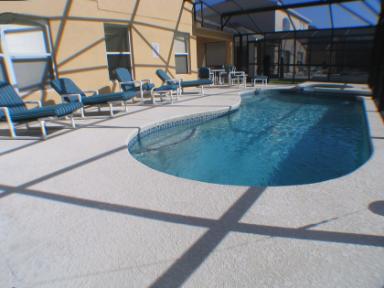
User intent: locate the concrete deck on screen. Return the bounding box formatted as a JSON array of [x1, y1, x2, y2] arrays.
[[0, 86, 383, 288]]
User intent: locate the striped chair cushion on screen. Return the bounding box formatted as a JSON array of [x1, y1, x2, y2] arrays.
[[81, 91, 137, 105], [0, 102, 83, 122], [50, 78, 86, 102], [0, 82, 27, 114], [154, 84, 178, 92]]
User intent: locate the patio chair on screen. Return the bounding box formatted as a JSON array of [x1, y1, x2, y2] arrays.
[[252, 75, 268, 87], [115, 67, 154, 103], [219, 65, 247, 87], [150, 83, 179, 104], [156, 69, 212, 95], [51, 78, 137, 117], [0, 82, 83, 139]]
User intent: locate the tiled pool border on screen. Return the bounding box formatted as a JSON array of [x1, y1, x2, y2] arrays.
[[127, 91, 246, 150]]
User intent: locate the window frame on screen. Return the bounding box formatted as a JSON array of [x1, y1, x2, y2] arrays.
[[174, 32, 190, 74], [0, 41, 8, 83], [282, 18, 291, 32], [103, 23, 133, 80], [0, 24, 55, 92]]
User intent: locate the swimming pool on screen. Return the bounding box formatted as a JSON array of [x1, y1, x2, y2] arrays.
[[129, 89, 372, 186]]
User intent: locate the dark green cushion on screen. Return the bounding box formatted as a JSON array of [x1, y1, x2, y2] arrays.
[[180, 79, 212, 88]]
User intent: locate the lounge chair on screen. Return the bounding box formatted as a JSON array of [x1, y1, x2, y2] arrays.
[[0, 82, 83, 139], [150, 83, 179, 104], [156, 68, 212, 95], [50, 78, 137, 117], [114, 67, 154, 103]]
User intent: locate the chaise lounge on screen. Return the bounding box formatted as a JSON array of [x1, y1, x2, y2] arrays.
[[156, 68, 213, 95], [0, 82, 83, 139], [51, 78, 137, 117], [115, 67, 154, 103]]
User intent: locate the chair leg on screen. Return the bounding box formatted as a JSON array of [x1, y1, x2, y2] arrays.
[[150, 88, 156, 105], [109, 103, 114, 117], [201, 85, 204, 95], [40, 120, 47, 139], [71, 116, 76, 128], [4, 109, 16, 138], [98, 105, 101, 112], [140, 87, 144, 103], [121, 101, 128, 112], [80, 107, 85, 118]]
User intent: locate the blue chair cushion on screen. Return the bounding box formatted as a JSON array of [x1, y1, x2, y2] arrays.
[[156, 69, 172, 82], [115, 67, 155, 92], [115, 68, 135, 91], [0, 82, 27, 114], [50, 78, 86, 102], [80, 91, 136, 105], [154, 84, 178, 92], [0, 102, 83, 122], [129, 82, 155, 92], [51, 78, 137, 105], [198, 67, 210, 79], [155, 70, 212, 88], [180, 79, 213, 88], [141, 82, 155, 91]]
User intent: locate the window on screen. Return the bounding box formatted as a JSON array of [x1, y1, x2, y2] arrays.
[[297, 51, 304, 65], [282, 18, 290, 31], [282, 50, 290, 73], [174, 33, 190, 74], [104, 24, 131, 80], [0, 42, 7, 83], [0, 25, 53, 90]]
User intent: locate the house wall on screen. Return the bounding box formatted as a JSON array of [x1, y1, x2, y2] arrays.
[[194, 27, 233, 68], [0, 0, 197, 103], [275, 10, 310, 31]]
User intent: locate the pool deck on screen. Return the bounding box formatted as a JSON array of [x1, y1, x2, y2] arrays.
[[0, 85, 383, 288]]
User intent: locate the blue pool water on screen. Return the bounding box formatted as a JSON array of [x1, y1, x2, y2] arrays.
[[129, 89, 372, 186]]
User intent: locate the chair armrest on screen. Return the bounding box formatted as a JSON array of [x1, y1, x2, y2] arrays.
[[24, 100, 42, 108], [230, 71, 246, 76], [60, 93, 83, 103], [119, 80, 141, 89], [82, 90, 98, 96], [120, 80, 140, 85], [140, 79, 152, 84]]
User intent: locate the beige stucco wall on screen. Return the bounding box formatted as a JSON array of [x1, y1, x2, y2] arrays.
[[0, 0, 198, 103], [275, 10, 310, 32], [194, 26, 233, 68]]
